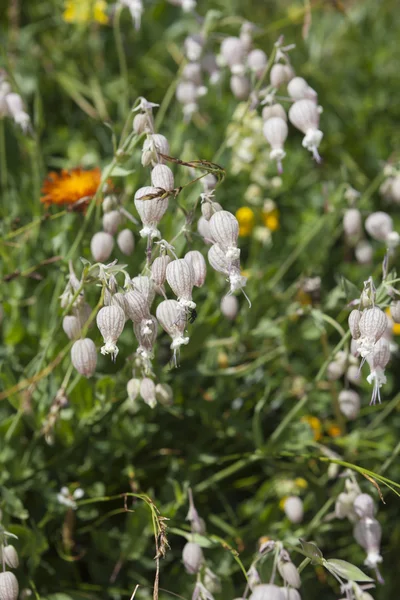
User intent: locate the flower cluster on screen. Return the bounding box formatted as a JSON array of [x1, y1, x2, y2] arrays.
[[0, 72, 31, 133], [0, 512, 20, 600]]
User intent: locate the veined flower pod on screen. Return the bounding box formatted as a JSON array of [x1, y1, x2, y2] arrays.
[[166, 259, 196, 308], [151, 164, 174, 191], [201, 200, 223, 221], [156, 299, 189, 361], [109, 292, 127, 315], [327, 360, 346, 380], [208, 243, 232, 275], [277, 552, 301, 588], [249, 584, 285, 600], [140, 377, 157, 408], [133, 112, 150, 135], [102, 210, 122, 235], [220, 37, 246, 71], [102, 194, 118, 213], [288, 99, 323, 161], [358, 307, 387, 357], [132, 275, 156, 307], [184, 251, 206, 287], [117, 229, 135, 256], [209, 211, 240, 259], [262, 103, 287, 122], [270, 63, 295, 88], [182, 62, 202, 85], [151, 255, 171, 287], [263, 117, 288, 172], [71, 338, 97, 378], [125, 290, 151, 323], [220, 295, 239, 320], [62, 315, 81, 340], [182, 541, 204, 574], [201, 173, 218, 192], [133, 315, 158, 354], [283, 496, 304, 523], [141, 133, 170, 167], [287, 76, 318, 102], [343, 209, 362, 241], [230, 75, 250, 100], [347, 364, 361, 386], [348, 309, 362, 339], [247, 49, 267, 76], [354, 494, 375, 519], [353, 517, 382, 569], [197, 216, 214, 243], [127, 378, 141, 401], [1, 545, 19, 569], [90, 232, 114, 263], [355, 240, 373, 264], [155, 382, 174, 406], [0, 572, 19, 600], [96, 305, 125, 359], [134, 186, 169, 239], [390, 301, 400, 323], [338, 389, 360, 420], [365, 211, 393, 242], [366, 337, 390, 404]]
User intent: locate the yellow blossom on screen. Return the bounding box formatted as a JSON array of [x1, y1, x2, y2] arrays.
[[385, 307, 400, 335], [295, 477, 308, 489], [236, 207, 255, 237], [327, 424, 342, 438], [63, 0, 108, 25], [301, 415, 322, 441], [264, 213, 280, 231]]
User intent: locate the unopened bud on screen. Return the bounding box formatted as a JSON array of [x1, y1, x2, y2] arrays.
[[90, 232, 114, 263], [155, 382, 173, 406], [62, 315, 81, 340], [182, 541, 204, 574], [390, 301, 400, 323], [102, 210, 122, 235], [0, 572, 19, 600], [140, 377, 157, 408], [277, 552, 301, 588], [354, 494, 375, 519], [220, 37, 246, 70], [127, 378, 141, 401], [184, 251, 207, 287], [338, 389, 360, 420], [348, 309, 362, 339], [151, 164, 174, 191], [355, 240, 373, 264], [102, 194, 118, 213], [230, 75, 250, 100], [343, 209, 362, 241], [1, 545, 19, 569], [283, 496, 304, 523], [287, 76, 317, 102], [247, 49, 267, 77], [270, 63, 295, 88], [96, 305, 125, 359], [220, 295, 239, 320], [151, 255, 171, 287], [71, 338, 97, 378], [365, 211, 393, 242], [262, 103, 287, 122], [117, 228, 135, 256]]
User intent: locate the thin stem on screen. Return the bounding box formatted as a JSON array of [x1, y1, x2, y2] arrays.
[[113, 6, 129, 118], [0, 119, 8, 193]]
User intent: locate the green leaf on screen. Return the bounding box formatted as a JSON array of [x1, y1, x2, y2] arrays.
[[324, 559, 374, 582], [110, 166, 136, 177], [169, 527, 214, 548], [299, 539, 324, 564]]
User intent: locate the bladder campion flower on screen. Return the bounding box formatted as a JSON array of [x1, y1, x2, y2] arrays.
[[235, 207, 255, 237], [63, 0, 108, 24], [41, 168, 101, 207]]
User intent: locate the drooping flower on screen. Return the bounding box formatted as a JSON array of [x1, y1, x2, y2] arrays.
[[41, 168, 101, 208]]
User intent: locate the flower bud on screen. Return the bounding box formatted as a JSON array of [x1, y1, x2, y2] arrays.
[[283, 496, 304, 523], [277, 553, 301, 588], [102, 194, 118, 213], [127, 378, 141, 401], [220, 37, 246, 70], [359, 307, 387, 345], [125, 290, 151, 323], [133, 316, 158, 354], [249, 584, 285, 600], [96, 305, 125, 359], [166, 259, 196, 308], [263, 117, 288, 170], [197, 216, 213, 242], [201, 200, 223, 221], [141, 134, 170, 167], [62, 315, 81, 340], [355, 240, 373, 264], [1, 545, 19, 569], [133, 112, 150, 135], [270, 63, 295, 88], [288, 99, 323, 161], [155, 382, 174, 406], [110, 292, 127, 315], [182, 62, 202, 85], [343, 209, 362, 241], [201, 173, 218, 192], [338, 389, 360, 420], [90, 232, 114, 263], [156, 299, 189, 359], [0, 572, 19, 600], [262, 103, 287, 122], [365, 211, 393, 242], [176, 80, 198, 106], [151, 255, 171, 287], [208, 243, 232, 275], [347, 364, 361, 386], [184, 251, 207, 287], [134, 186, 169, 239], [117, 228, 135, 256], [287, 76, 317, 102], [140, 377, 157, 408], [327, 360, 345, 381], [184, 34, 204, 62], [71, 338, 97, 377], [348, 309, 362, 339], [247, 49, 267, 76], [230, 75, 250, 100], [102, 210, 122, 235], [390, 301, 400, 323], [220, 295, 239, 320], [354, 494, 375, 519], [151, 164, 174, 191], [182, 541, 204, 574]]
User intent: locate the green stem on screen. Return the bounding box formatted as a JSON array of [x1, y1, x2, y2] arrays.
[[0, 119, 8, 194], [113, 6, 129, 118]]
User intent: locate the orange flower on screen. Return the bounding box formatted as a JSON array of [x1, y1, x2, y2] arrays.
[[301, 415, 322, 441], [41, 168, 101, 208]]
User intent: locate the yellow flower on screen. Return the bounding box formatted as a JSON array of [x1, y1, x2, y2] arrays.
[[236, 207, 255, 237], [262, 206, 280, 232], [385, 307, 400, 335], [63, 0, 108, 25], [301, 415, 322, 441], [327, 424, 342, 438], [279, 496, 288, 511], [295, 477, 308, 489], [41, 167, 102, 208], [218, 351, 229, 369]]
